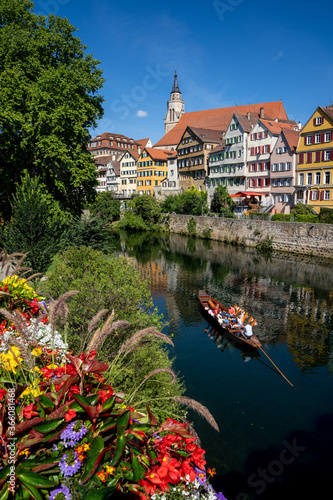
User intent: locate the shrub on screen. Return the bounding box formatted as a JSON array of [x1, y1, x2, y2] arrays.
[[187, 218, 196, 236], [89, 192, 121, 224]]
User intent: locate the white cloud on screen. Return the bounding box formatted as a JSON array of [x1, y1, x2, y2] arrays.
[[137, 110, 148, 117]]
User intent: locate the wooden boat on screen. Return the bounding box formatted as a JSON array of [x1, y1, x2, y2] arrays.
[[198, 290, 261, 349]]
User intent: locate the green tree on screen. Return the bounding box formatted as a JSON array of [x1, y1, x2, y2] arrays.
[[90, 191, 121, 224], [130, 195, 162, 224], [211, 185, 235, 215], [161, 187, 208, 215], [0, 0, 104, 220], [0, 172, 67, 272]]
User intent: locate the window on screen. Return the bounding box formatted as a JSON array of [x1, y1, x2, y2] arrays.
[[315, 134, 321, 144], [325, 171, 330, 184], [306, 135, 312, 145], [324, 190, 330, 200], [325, 132, 331, 142], [312, 191, 318, 201], [315, 116, 323, 125], [324, 150, 331, 161], [307, 173, 313, 185], [315, 172, 321, 184], [299, 173, 304, 185]]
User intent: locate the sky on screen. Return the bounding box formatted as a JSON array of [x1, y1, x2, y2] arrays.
[[34, 0, 333, 145]]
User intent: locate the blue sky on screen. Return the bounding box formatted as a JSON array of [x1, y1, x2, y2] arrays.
[[34, 0, 333, 145]]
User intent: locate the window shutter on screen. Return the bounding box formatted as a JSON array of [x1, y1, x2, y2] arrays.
[[304, 136, 307, 146], [267, 145, 271, 153], [331, 150, 333, 161], [313, 118, 316, 126], [309, 191, 312, 200], [322, 151, 325, 161], [321, 133, 325, 143], [312, 134, 316, 144], [321, 190, 324, 200], [251, 147, 254, 156]]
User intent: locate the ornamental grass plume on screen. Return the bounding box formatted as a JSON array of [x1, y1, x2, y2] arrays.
[[0, 250, 41, 281], [118, 326, 174, 355], [173, 396, 220, 432], [86, 309, 130, 353]]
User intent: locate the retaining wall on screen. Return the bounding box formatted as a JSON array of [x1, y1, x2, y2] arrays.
[[162, 215, 333, 259]]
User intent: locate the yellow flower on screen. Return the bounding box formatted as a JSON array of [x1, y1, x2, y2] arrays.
[[20, 382, 42, 398], [0, 346, 22, 373], [19, 449, 30, 457], [31, 348, 43, 357], [105, 466, 115, 475]]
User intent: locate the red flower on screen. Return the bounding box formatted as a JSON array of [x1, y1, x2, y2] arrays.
[[23, 403, 38, 419], [0, 389, 7, 401], [65, 408, 77, 422]]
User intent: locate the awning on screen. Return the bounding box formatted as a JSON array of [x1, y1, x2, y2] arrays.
[[231, 191, 267, 197]]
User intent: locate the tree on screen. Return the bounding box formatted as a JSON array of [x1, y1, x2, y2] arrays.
[[0, 0, 105, 220], [90, 191, 121, 223], [0, 172, 67, 273], [161, 187, 208, 215], [131, 195, 162, 225], [210, 185, 235, 215]]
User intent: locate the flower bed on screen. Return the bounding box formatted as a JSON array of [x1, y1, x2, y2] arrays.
[[0, 275, 227, 499]]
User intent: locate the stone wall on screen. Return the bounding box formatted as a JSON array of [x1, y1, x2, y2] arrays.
[[162, 215, 333, 259]]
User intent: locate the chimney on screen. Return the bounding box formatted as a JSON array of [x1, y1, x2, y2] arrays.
[[297, 121, 302, 130], [260, 107, 264, 119], [247, 112, 251, 120]]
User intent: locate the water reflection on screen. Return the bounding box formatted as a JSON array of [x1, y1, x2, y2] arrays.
[[113, 229, 333, 373], [110, 229, 333, 499]]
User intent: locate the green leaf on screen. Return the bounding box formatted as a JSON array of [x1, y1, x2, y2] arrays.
[[116, 410, 130, 430], [83, 487, 116, 500], [38, 395, 55, 409], [33, 418, 64, 434], [102, 396, 115, 411], [81, 436, 104, 483], [17, 472, 55, 489], [131, 455, 141, 482], [21, 483, 43, 500], [0, 483, 9, 500], [111, 433, 127, 466], [0, 467, 10, 481]]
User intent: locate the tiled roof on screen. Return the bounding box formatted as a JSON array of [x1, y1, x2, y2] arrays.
[[93, 155, 114, 165], [320, 105, 333, 122], [186, 126, 222, 143], [143, 147, 176, 161], [211, 141, 225, 154], [282, 129, 300, 151], [154, 101, 289, 147], [136, 138, 150, 148], [260, 119, 296, 135], [118, 149, 140, 161], [234, 113, 258, 132]]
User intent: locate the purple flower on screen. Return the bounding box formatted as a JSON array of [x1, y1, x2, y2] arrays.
[[60, 420, 87, 448], [49, 484, 72, 500], [59, 452, 81, 477], [215, 492, 227, 500]]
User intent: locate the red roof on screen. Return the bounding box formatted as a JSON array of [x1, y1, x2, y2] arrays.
[[154, 101, 289, 147]]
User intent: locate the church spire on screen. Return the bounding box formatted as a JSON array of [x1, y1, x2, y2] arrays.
[[171, 69, 180, 93]]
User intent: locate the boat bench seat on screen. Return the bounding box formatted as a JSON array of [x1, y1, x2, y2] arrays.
[[207, 300, 215, 310]]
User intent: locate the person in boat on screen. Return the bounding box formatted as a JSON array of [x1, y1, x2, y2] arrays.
[[213, 306, 219, 316], [228, 305, 235, 316], [244, 323, 253, 338], [238, 310, 245, 324]]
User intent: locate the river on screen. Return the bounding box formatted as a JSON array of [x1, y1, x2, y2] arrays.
[[111, 229, 333, 500]]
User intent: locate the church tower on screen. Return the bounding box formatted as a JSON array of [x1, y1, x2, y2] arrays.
[[164, 70, 185, 135]]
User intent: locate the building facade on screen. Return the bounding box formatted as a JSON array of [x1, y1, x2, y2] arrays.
[[177, 126, 222, 192], [270, 130, 299, 214], [118, 150, 139, 196], [137, 148, 172, 196], [207, 113, 258, 205], [87, 132, 139, 158], [247, 119, 297, 208], [295, 106, 333, 212]]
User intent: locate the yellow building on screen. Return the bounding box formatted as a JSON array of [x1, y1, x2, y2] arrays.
[[296, 106, 333, 212], [136, 147, 175, 196]]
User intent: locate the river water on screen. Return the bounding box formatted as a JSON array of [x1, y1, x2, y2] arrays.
[[112, 230, 333, 500]]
